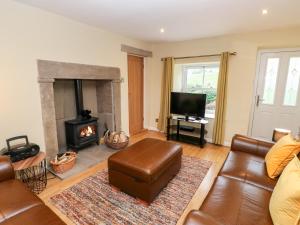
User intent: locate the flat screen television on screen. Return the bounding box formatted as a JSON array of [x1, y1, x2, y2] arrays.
[[170, 92, 206, 119]]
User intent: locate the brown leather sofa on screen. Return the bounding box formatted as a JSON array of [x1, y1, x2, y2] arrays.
[[0, 156, 65, 225], [184, 134, 276, 225]]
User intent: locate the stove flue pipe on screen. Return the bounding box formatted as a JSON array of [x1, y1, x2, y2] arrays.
[[74, 79, 84, 117]]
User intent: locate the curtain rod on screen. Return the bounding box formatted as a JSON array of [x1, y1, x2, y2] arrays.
[[161, 52, 236, 61]]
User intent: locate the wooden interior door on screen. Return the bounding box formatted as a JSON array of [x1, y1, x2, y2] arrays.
[[128, 55, 144, 135]]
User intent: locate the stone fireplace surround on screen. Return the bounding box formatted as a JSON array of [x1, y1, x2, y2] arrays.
[[37, 60, 121, 162]]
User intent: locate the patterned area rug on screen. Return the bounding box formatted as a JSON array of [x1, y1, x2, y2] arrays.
[[50, 156, 212, 225]]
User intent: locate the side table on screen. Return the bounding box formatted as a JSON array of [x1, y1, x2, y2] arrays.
[[12, 152, 47, 194]]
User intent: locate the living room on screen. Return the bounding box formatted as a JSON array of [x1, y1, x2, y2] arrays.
[[0, 0, 300, 225]]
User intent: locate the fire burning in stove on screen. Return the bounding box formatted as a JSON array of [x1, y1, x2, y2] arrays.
[[80, 125, 96, 138]]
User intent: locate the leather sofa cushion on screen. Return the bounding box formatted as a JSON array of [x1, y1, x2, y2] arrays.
[[108, 138, 182, 183], [183, 210, 224, 225], [200, 176, 273, 225], [0, 205, 65, 225], [220, 151, 277, 191], [0, 180, 43, 222]]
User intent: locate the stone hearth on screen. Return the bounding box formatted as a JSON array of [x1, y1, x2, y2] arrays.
[[37, 60, 121, 162]]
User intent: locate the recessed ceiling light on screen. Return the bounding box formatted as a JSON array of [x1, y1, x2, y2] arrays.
[[262, 9, 268, 15], [160, 28, 165, 33]]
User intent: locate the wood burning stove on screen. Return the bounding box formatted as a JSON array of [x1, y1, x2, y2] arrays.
[[65, 117, 99, 150], [65, 79, 99, 150]]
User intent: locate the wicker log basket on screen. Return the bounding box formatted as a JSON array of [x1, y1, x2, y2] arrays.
[[50, 152, 77, 174], [104, 130, 129, 150]]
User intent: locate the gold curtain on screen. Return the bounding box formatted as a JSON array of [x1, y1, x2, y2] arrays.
[[157, 57, 174, 132], [212, 52, 229, 145]]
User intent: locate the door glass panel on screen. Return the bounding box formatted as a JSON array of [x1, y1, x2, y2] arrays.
[[283, 57, 300, 106], [262, 58, 280, 104]]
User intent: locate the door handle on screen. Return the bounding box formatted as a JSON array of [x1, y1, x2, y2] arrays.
[[256, 95, 264, 107]]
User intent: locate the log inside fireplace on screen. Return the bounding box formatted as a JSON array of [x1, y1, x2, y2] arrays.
[[65, 79, 99, 150]]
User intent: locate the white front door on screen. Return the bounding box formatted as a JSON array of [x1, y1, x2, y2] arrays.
[[251, 50, 300, 140]]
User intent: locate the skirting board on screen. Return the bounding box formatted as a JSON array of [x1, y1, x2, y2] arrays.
[[147, 126, 160, 131], [206, 138, 230, 147], [223, 141, 231, 147]]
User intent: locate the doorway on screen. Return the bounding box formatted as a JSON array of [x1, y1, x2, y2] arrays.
[[251, 49, 300, 140], [127, 55, 144, 135]]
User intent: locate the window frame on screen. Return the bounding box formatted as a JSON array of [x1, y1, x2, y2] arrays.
[[180, 63, 220, 118]]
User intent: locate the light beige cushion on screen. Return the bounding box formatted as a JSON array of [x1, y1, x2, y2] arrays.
[[269, 155, 300, 225], [265, 134, 300, 178]]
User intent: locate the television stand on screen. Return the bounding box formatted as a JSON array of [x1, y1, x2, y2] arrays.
[[166, 116, 208, 148], [177, 116, 198, 121], [180, 125, 195, 132]]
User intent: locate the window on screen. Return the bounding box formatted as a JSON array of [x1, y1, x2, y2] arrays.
[[262, 58, 280, 105], [283, 57, 300, 106], [173, 62, 220, 117]]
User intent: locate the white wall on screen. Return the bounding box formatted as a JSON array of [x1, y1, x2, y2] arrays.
[[2, 0, 300, 149], [0, 0, 151, 149], [147, 27, 300, 143]]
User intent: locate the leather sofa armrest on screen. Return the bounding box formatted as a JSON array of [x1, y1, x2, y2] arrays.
[[231, 134, 274, 157], [0, 156, 15, 182], [183, 210, 224, 225]]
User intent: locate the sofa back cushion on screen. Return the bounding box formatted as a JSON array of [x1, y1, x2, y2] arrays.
[[231, 134, 273, 157], [265, 134, 300, 178], [269, 155, 300, 225], [0, 156, 15, 182], [220, 151, 277, 191]]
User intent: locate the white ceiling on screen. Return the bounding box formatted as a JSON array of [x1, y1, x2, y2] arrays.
[[15, 0, 300, 42]]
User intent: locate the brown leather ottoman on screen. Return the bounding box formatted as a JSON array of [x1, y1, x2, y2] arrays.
[[108, 138, 182, 203]]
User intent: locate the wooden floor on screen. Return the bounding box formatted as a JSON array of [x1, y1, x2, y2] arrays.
[[39, 131, 229, 225]]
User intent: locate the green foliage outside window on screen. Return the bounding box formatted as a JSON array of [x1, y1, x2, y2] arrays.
[[183, 65, 219, 116]]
